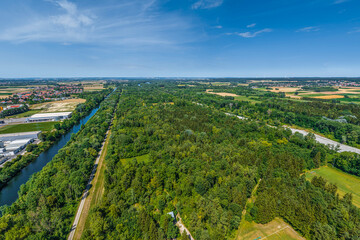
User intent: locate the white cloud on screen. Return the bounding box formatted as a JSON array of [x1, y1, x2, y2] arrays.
[[247, 23, 256, 28], [348, 28, 360, 34], [214, 25, 223, 29], [192, 0, 224, 9], [229, 28, 273, 38], [296, 26, 320, 32], [333, 0, 349, 4], [0, 0, 196, 47]]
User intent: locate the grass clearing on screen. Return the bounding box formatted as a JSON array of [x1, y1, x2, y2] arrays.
[[31, 99, 85, 113], [305, 166, 360, 208], [121, 154, 150, 165], [0, 122, 57, 133], [235, 95, 261, 103], [238, 218, 304, 240]]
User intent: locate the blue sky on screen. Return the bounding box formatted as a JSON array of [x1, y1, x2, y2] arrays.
[[0, 0, 359, 77]]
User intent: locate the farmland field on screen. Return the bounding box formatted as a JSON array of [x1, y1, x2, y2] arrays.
[[237, 218, 304, 240], [206, 89, 239, 97], [305, 166, 360, 208], [0, 122, 57, 134]]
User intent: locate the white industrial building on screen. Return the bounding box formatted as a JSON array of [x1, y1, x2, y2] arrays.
[[0, 132, 40, 164], [0, 131, 41, 142], [27, 112, 72, 122], [3, 139, 34, 155]]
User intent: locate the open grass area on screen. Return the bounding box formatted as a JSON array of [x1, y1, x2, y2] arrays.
[[235, 95, 261, 103], [237, 218, 304, 240], [305, 166, 360, 208], [121, 154, 150, 165], [0, 122, 57, 134]]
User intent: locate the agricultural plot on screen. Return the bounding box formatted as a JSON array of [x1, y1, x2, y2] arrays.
[[305, 166, 360, 208], [83, 84, 104, 92], [269, 87, 301, 93], [238, 218, 304, 240], [31, 99, 85, 113], [206, 89, 239, 97], [0, 122, 57, 134]]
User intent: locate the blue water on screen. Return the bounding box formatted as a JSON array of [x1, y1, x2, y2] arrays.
[[0, 107, 99, 207]]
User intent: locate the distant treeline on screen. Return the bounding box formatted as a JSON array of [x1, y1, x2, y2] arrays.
[[0, 105, 29, 118]]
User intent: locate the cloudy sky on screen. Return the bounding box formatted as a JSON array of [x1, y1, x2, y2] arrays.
[[0, 0, 359, 77]]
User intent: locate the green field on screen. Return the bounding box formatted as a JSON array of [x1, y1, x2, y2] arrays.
[[235, 95, 261, 103], [0, 122, 57, 134], [237, 218, 304, 240], [305, 166, 360, 208], [121, 154, 150, 165]]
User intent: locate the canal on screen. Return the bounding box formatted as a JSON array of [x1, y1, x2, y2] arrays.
[[0, 106, 100, 207]]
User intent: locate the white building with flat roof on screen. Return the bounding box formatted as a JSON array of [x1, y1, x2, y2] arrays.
[[0, 131, 41, 142], [27, 112, 72, 122]]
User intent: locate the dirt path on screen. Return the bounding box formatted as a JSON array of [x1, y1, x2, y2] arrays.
[[236, 179, 262, 239], [67, 125, 112, 240], [176, 213, 195, 240]]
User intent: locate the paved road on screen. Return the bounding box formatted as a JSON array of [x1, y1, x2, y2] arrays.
[[67, 129, 110, 240], [286, 127, 360, 154], [230, 113, 360, 154]]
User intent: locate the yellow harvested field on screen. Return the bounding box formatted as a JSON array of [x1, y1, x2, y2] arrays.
[[312, 95, 344, 99], [206, 89, 239, 97], [270, 87, 301, 93], [31, 99, 86, 112], [288, 95, 302, 99]]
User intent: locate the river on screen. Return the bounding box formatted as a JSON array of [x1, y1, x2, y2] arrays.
[[0, 106, 100, 207]]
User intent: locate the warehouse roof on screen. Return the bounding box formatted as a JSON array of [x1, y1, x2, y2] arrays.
[[0, 131, 41, 139], [30, 112, 72, 118]]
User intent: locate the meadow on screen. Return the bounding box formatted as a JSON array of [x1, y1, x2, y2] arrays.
[[237, 218, 304, 240], [305, 166, 360, 208], [0, 122, 57, 134]]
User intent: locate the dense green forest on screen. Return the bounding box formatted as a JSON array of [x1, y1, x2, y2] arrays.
[[1, 82, 360, 240], [0, 89, 119, 239], [81, 84, 360, 240], [0, 89, 113, 190], [332, 152, 360, 177], [170, 85, 360, 147]]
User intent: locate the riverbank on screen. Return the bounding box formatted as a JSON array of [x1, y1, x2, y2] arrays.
[[0, 89, 113, 207]]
